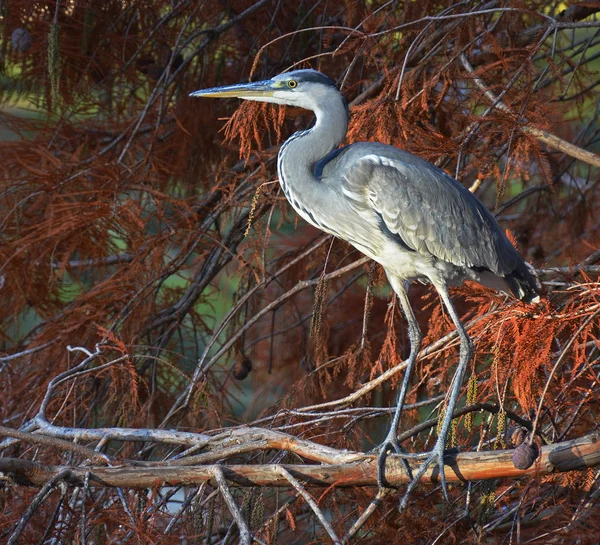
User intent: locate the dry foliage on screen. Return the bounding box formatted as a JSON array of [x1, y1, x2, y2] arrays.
[[1, 1, 600, 544]]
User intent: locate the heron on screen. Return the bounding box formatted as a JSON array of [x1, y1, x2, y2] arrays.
[[190, 69, 540, 508]]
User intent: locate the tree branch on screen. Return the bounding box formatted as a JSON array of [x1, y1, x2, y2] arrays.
[[460, 53, 600, 168], [0, 426, 110, 465], [274, 465, 342, 544], [6, 469, 70, 545], [1, 432, 597, 489], [212, 465, 255, 545]]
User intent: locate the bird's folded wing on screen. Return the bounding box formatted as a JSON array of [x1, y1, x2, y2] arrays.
[[342, 154, 519, 275]]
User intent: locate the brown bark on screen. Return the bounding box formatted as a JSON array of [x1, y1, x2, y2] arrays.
[[1, 432, 598, 489]]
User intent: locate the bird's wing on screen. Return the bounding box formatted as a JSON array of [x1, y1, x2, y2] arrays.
[[340, 150, 519, 275]]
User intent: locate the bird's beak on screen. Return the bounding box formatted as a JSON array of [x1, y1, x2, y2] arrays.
[[189, 79, 276, 100]]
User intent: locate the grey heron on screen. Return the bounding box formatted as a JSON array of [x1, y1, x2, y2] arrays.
[[190, 69, 540, 508]]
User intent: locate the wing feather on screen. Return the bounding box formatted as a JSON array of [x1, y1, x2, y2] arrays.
[[341, 150, 520, 275]]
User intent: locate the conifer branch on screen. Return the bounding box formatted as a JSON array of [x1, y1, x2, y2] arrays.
[[460, 53, 600, 169]]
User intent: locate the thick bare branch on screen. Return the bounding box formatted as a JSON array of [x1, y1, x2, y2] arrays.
[[32, 417, 210, 447], [0, 426, 110, 465], [1, 432, 598, 489]]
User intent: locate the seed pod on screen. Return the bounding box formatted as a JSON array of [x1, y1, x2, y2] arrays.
[[12, 28, 32, 52], [506, 425, 527, 448], [512, 441, 539, 470], [233, 356, 252, 380]]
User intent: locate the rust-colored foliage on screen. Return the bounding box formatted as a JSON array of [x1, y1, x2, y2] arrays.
[[1, 1, 600, 544]]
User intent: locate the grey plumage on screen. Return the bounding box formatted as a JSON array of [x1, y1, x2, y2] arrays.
[[190, 69, 540, 508], [325, 143, 538, 301]]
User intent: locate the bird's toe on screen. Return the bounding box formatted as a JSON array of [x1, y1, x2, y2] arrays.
[[377, 433, 411, 489], [398, 443, 449, 511]]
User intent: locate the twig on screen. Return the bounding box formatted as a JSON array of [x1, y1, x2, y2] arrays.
[[349, 77, 385, 106], [344, 488, 389, 543], [395, 402, 540, 444], [32, 417, 210, 447], [395, 1, 470, 100], [51, 253, 135, 270], [196, 393, 446, 438], [177, 255, 371, 412], [582, 248, 600, 266], [212, 465, 253, 545], [296, 309, 497, 413], [116, 486, 137, 526], [164, 484, 206, 534], [530, 309, 600, 442], [459, 53, 600, 168], [81, 472, 90, 545], [7, 469, 70, 545], [537, 266, 600, 275], [162, 427, 363, 466], [274, 465, 341, 545], [524, 125, 600, 168], [0, 341, 55, 363], [159, 404, 533, 467], [38, 346, 104, 417], [179, 235, 332, 406], [0, 426, 110, 465]]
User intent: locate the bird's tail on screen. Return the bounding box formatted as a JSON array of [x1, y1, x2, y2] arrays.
[[505, 261, 541, 303]]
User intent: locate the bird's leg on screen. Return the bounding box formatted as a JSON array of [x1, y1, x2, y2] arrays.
[[377, 279, 422, 488], [397, 281, 473, 511]]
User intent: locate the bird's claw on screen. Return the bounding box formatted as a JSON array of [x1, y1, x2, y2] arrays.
[[377, 435, 451, 511], [398, 438, 449, 512], [377, 433, 412, 489]]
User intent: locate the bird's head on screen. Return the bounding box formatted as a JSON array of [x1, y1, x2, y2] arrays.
[[189, 69, 342, 111]]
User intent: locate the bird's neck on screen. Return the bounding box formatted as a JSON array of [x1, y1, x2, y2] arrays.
[[277, 96, 348, 201]]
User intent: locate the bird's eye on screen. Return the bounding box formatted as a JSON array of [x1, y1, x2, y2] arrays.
[[287, 80, 297, 88]]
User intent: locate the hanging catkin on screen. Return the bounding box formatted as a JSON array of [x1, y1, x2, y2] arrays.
[[48, 21, 60, 106]]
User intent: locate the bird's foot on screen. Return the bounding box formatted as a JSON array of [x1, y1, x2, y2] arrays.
[[376, 431, 413, 489], [398, 438, 449, 512]]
